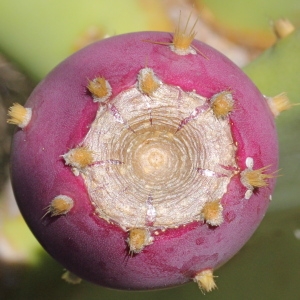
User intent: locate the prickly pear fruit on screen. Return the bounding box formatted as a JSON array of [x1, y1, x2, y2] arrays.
[[9, 29, 278, 292]]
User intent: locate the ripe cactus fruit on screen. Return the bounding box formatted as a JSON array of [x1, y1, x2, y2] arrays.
[[9, 29, 279, 292]]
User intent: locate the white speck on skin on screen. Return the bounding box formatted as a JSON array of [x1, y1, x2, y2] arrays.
[[244, 189, 253, 200], [245, 157, 254, 169]]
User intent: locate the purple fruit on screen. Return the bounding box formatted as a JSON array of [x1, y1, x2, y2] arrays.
[[8, 29, 278, 292]]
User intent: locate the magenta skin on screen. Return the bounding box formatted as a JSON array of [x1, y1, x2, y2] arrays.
[[10, 32, 278, 289]]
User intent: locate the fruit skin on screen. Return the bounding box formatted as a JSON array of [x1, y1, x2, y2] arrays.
[[10, 32, 278, 290]]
